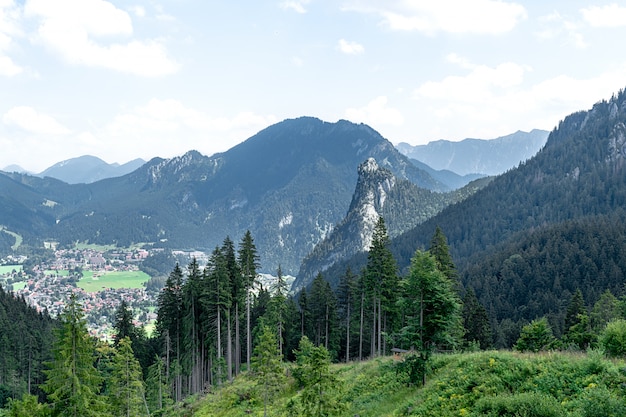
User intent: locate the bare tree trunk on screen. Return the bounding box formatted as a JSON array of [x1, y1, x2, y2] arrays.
[[377, 298, 382, 357], [325, 303, 329, 349], [246, 290, 251, 370], [346, 302, 351, 363], [359, 291, 364, 361], [235, 303, 240, 376], [227, 309, 233, 382]]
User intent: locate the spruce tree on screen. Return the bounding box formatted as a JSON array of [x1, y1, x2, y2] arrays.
[[399, 250, 461, 385], [108, 337, 148, 417], [238, 230, 260, 371], [252, 326, 285, 417], [428, 226, 458, 283], [294, 337, 345, 417], [337, 267, 357, 362], [222, 237, 242, 377], [155, 263, 184, 401], [42, 294, 107, 417], [462, 288, 492, 349], [364, 217, 398, 357]]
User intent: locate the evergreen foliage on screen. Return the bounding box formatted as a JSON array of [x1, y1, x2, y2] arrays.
[[0, 286, 56, 403], [107, 337, 147, 417], [251, 326, 285, 417], [42, 294, 107, 417], [515, 318, 556, 353]]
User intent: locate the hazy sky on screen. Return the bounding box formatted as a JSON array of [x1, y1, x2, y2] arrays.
[[2, 0, 626, 172]]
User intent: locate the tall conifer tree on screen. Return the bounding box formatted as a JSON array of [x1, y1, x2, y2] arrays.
[[42, 294, 107, 417]]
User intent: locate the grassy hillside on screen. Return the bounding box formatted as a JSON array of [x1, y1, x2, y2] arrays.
[[161, 350, 626, 417]]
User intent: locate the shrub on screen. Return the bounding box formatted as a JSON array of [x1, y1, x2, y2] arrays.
[[573, 385, 626, 417], [471, 392, 565, 417], [515, 318, 555, 353], [599, 319, 626, 357]]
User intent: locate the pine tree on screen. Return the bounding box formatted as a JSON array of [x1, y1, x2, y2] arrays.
[[108, 337, 148, 417], [265, 265, 288, 356], [238, 230, 260, 371], [308, 274, 338, 353], [42, 294, 107, 417], [294, 337, 345, 417], [203, 246, 231, 385], [145, 356, 171, 414], [222, 237, 242, 378], [399, 250, 461, 385], [337, 267, 357, 362], [155, 263, 184, 401], [564, 289, 586, 332], [182, 258, 204, 394], [364, 217, 398, 357], [462, 288, 492, 349], [428, 226, 458, 282], [112, 300, 136, 347], [252, 326, 285, 417]]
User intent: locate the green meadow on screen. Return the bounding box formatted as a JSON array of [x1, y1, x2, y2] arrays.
[[77, 270, 150, 292], [0, 265, 21, 275]]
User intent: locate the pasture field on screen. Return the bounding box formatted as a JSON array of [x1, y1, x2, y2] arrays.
[[78, 270, 150, 292], [0, 265, 21, 275], [44, 269, 70, 276], [11, 281, 27, 291]]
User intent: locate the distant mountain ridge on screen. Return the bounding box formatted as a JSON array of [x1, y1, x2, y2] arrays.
[[0, 117, 459, 275], [36, 155, 146, 184], [396, 129, 549, 176]]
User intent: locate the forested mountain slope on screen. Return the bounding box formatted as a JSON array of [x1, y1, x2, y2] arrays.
[[0, 287, 57, 405], [0, 117, 447, 274], [295, 158, 491, 290], [319, 88, 626, 342]]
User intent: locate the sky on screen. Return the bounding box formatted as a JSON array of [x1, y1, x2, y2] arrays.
[[2, 0, 626, 172]]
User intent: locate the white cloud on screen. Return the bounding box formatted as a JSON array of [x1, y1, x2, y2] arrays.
[[24, 0, 179, 77], [344, 96, 404, 127], [104, 99, 277, 158], [3, 106, 71, 135], [446, 53, 474, 69], [337, 39, 364, 55], [0, 0, 23, 76], [0, 55, 21, 76], [581, 3, 626, 28], [280, 0, 310, 14], [416, 60, 527, 102], [345, 0, 526, 35], [129, 5, 146, 18], [536, 12, 588, 49], [412, 61, 626, 140]]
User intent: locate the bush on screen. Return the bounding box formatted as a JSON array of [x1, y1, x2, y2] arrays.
[[573, 385, 626, 417], [471, 392, 565, 417], [515, 318, 555, 353], [599, 319, 626, 357]]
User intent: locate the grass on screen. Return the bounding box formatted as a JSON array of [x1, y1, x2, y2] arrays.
[[11, 281, 27, 291], [0, 265, 21, 275], [44, 269, 70, 276], [0, 227, 22, 250], [169, 350, 626, 417], [77, 270, 150, 292]]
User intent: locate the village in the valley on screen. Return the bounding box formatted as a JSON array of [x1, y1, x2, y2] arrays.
[[0, 247, 174, 339]]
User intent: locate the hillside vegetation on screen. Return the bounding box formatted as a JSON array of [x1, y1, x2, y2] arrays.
[[163, 350, 626, 417]]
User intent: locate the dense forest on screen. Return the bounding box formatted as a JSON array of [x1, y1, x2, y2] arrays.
[[2, 222, 626, 416]]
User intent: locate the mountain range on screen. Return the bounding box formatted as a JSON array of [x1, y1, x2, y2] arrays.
[[2, 156, 146, 184], [310, 88, 626, 341], [396, 129, 549, 176], [0, 117, 469, 275], [2, 85, 625, 345]]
